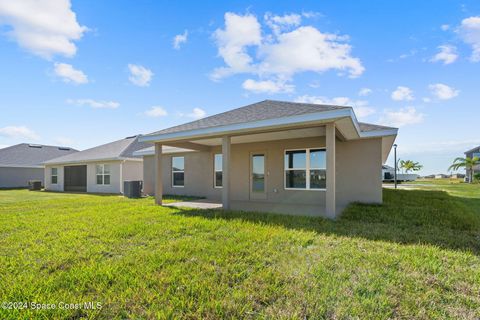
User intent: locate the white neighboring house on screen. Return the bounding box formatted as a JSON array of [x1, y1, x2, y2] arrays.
[[43, 135, 149, 194]]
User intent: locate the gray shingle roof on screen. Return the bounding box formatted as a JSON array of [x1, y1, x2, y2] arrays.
[[0, 144, 78, 168], [358, 122, 396, 132], [146, 100, 350, 136], [43, 136, 151, 164]]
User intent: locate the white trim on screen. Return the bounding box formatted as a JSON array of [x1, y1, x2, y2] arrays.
[[95, 164, 111, 185], [171, 156, 185, 187], [44, 157, 142, 166], [51, 167, 58, 185], [284, 148, 326, 191]]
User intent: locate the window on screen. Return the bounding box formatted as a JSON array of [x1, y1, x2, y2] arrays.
[[473, 152, 480, 159], [214, 154, 222, 188], [96, 164, 111, 185], [51, 168, 58, 184], [172, 156, 184, 187], [284, 148, 326, 190], [252, 154, 265, 193]]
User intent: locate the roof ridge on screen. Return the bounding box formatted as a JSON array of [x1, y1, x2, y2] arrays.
[[118, 136, 140, 158]]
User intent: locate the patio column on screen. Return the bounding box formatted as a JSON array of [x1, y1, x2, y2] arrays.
[[222, 136, 231, 210], [155, 142, 163, 205], [326, 123, 336, 218]]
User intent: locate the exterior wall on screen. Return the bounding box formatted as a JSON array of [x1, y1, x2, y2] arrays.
[[44, 165, 64, 191], [143, 155, 155, 195], [146, 136, 383, 217], [121, 160, 143, 192], [0, 167, 44, 188], [45, 161, 130, 194]]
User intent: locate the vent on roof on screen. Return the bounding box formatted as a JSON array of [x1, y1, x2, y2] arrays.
[[28, 144, 42, 148], [58, 147, 71, 151], [125, 135, 138, 139]]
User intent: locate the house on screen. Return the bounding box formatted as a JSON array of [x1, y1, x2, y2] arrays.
[[465, 145, 480, 182], [43, 135, 149, 193], [435, 174, 449, 179], [382, 165, 418, 182], [450, 173, 465, 179], [0, 143, 77, 188], [138, 100, 398, 218]]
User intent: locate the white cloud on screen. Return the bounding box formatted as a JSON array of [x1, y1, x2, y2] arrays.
[[428, 83, 459, 100], [173, 30, 188, 49], [258, 26, 364, 78], [430, 45, 458, 64], [54, 63, 88, 84], [358, 87, 372, 96], [67, 99, 119, 109], [295, 95, 375, 119], [0, 125, 39, 140], [0, 0, 87, 59], [128, 64, 153, 87], [145, 106, 168, 117], [264, 13, 302, 34], [242, 78, 294, 93], [441, 24, 450, 31], [391, 86, 414, 101], [422, 97, 432, 103], [459, 16, 480, 62], [211, 12, 262, 80], [379, 107, 424, 127], [211, 12, 364, 83], [179, 107, 206, 119]]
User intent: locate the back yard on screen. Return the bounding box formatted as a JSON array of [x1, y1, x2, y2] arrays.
[[1, 185, 479, 319]]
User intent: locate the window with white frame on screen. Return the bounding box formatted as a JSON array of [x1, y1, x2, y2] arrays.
[[214, 154, 222, 188], [284, 148, 326, 190], [172, 156, 185, 187], [51, 167, 58, 184], [96, 164, 111, 185]]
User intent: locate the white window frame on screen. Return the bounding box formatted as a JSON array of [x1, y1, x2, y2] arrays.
[[96, 164, 111, 185], [172, 156, 185, 188], [51, 167, 58, 185], [284, 148, 326, 191], [214, 153, 223, 188]]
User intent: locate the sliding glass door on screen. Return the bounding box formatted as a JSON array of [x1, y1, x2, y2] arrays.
[[250, 152, 267, 200]]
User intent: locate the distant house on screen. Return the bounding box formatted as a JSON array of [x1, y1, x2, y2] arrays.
[[450, 173, 465, 179], [382, 164, 418, 182], [435, 174, 449, 179], [0, 144, 77, 188], [138, 99, 398, 218], [43, 136, 149, 194], [465, 146, 480, 182]]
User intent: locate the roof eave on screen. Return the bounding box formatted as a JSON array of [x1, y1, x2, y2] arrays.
[[43, 156, 142, 166], [139, 108, 383, 143]]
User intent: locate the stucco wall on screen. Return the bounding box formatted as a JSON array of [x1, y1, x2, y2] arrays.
[[142, 155, 155, 195], [144, 136, 383, 217], [45, 160, 143, 194], [0, 167, 44, 188]]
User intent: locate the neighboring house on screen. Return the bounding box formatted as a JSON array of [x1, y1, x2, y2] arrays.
[[382, 165, 418, 182], [435, 174, 449, 179], [465, 145, 480, 182], [138, 100, 398, 218], [43, 135, 149, 194], [450, 173, 465, 179], [0, 143, 77, 188]]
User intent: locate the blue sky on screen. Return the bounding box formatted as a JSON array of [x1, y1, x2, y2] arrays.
[[0, 0, 479, 175]]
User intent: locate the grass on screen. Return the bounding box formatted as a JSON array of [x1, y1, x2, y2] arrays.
[[0, 186, 479, 319]]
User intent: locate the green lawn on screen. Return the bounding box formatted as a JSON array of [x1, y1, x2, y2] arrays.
[[1, 186, 479, 319]]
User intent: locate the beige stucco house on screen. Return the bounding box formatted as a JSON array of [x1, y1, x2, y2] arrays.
[[139, 100, 398, 218], [44, 136, 148, 194]]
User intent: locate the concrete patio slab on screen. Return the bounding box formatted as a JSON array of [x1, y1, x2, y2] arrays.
[[164, 199, 222, 209]]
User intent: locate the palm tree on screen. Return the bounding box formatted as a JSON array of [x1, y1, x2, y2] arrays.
[[448, 156, 480, 183], [399, 160, 423, 173]]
